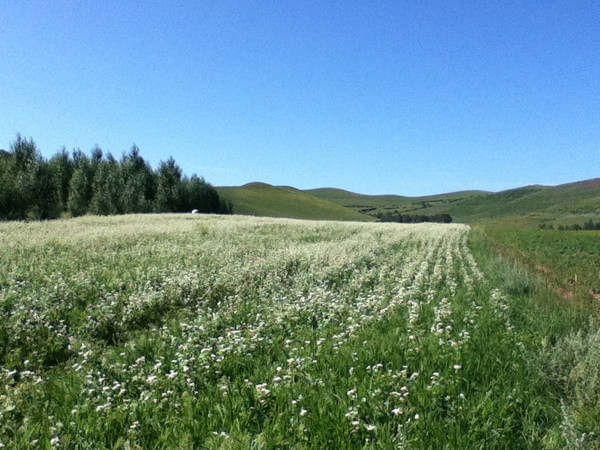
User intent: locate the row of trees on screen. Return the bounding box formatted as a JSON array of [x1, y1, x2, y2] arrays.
[[0, 135, 231, 220], [376, 211, 453, 223], [540, 220, 600, 231]]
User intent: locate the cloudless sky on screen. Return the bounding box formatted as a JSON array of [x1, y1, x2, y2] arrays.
[[1, 1, 599, 195]]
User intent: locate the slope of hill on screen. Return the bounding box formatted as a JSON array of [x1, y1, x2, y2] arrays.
[[217, 179, 600, 224], [216, 183, 375, 221], [306, 188, 489, 216], [303, 188, 410, 211], [307, 179, 600, 225]]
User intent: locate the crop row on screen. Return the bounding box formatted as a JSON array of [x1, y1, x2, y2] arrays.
[[0, 215, 566, 447]]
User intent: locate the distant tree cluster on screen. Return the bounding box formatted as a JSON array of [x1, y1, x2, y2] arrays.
[[376, 211, 452, 224], [540, 220, 600, 231], [0, 135, 231, 220]]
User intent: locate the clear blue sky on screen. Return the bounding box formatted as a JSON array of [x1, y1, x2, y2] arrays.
[[1, 1, 599, 195]]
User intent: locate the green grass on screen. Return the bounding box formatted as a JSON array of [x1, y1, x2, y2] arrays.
[[216, 178, 600, 225], [1, 214, 598, 447], [217, 183, 375, 221], [468, 226, 600, 447], [307, 178, 600, 225], [481, 224, 600, 306], [306, 187, 489, 219]]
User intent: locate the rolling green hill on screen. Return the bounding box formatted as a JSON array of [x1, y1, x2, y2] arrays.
[[218, 179, 600, 225], [305, 188, 489, 216], [307, 179, 600, 225], [216, 183, 375, 221]]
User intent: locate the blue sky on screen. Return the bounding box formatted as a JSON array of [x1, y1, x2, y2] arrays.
[[1, 1, 598, 195]]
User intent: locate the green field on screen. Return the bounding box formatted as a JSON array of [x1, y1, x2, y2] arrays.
[[1, 214, 598, 448], [478, 224, 600, 311]]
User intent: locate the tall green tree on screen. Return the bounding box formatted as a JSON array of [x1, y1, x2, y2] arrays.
[[0, 150, 18, 219], [33, 159, 59, 219], [89, 154, 124, 215], [68, 151, 94, 216], [0, 135, 59, 219], [183, 174, 222, 213], [12, 135, 40, 219], [68, 146, 108, 216], [48, 148, 74, 213], [1, 136, 230, 220], [120, 145, 157, 213], [154, 157, 183, 212]]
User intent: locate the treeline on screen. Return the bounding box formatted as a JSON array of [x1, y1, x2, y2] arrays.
[[376, 211, 453, 223], [0, 135, 231, 220], [540, 220, 600, 231]]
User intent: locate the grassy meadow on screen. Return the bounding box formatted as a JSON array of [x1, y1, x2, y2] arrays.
[[482, 225, 600, 303], [0, 214, 598, 448]]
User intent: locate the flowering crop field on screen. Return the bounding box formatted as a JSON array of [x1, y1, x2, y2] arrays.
[[0, 215, 590, 448]]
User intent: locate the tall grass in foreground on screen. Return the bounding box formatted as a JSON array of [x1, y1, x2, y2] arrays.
[[0, 215, 597, 447], [469, 227, 600, 448]]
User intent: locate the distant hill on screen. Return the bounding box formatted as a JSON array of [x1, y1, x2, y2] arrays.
[[305, 188, 489, 215], [217, 179, 600, 225], [216, 182, 375, 221], [307, 179, 600, 225]]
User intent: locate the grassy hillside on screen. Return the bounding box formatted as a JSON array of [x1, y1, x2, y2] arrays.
[[304, 188, 411, 211], [217, 182, 375, 221], [306, 188, 488, 212], [216, 179, 600, 224], [307, 179, 600, 225]]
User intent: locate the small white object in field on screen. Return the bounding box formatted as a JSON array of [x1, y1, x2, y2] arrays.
[[192, 209, 199, 214]]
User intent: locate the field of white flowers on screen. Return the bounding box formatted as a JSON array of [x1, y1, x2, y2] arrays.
[[0, 214, 587, 447]]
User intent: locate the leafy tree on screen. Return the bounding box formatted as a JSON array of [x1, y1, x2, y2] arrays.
[[0, 150, 18, 219], [69, 146, 108, 216], [33, 160, 60, 219], [2, 136, 229, 220], [183, 175, 221, 213], [11, 135, 41, 219], [48, 148, 74, 213], [89, 154, 124, 215], [90, 145, 103, 165], [154, 157, 183, 212], [68, 152, 94, 216], [120, 145, 157, 213], [121, 172, 154, 213], [0, 135, 59, 219], [376, 211, 452, 224]]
